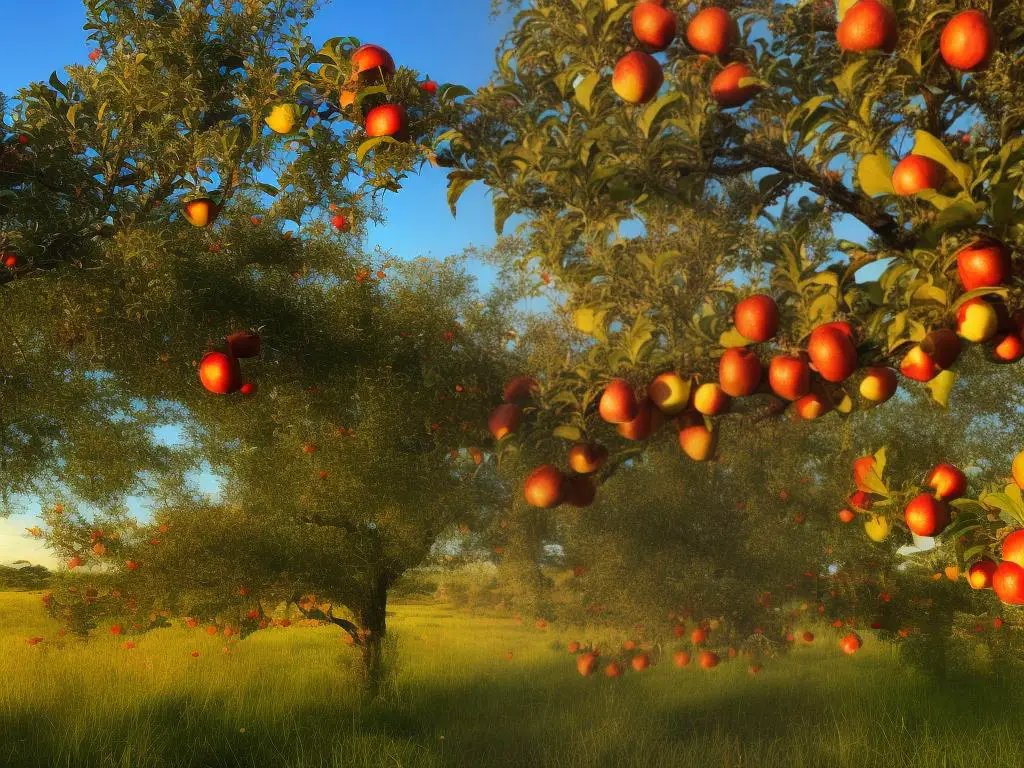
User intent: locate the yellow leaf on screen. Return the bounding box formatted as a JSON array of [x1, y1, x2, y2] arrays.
[[857, 153, 895, 197], [925, 369, 957, 407]]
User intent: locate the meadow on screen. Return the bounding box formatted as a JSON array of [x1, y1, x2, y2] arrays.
[[0, 590, 1019, 768]]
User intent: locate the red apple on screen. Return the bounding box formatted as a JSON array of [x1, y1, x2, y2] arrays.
[[891, 155, 946, 196], [956, 239, 1012, 291], [940, 10, 996, 72], [853, 455, 876, 492], [710, 62, 761, 108], [504, 376, 539, 404], [226, 331, 261, 358], [686, 7, 738, 56], [925, 463, 967, 500], [734, 294, 779, 342], [331, 214, 351, 232], [632, 1, 677, 51], [678, 413, 715, 461], [1001, 529, 1024, 567], [673, 650, 691, 668], [808, 323, 857, 383], [967, 559, 997, 590], [365, 104, 408, 140], [992, 333, 1024, 363], [719, 347, 762, 397], [690, 626, 707, 645], [612, 51, 664, 104], [993, 561, 1024, 605], [768, 355, 810, 400], [567, 443, 608, 475], [904, 493, 950, 537], [859, 367, 897, 402], [488, 403, 522, 440], [631, 653, 651, 672], [836, 0, 898, 53], [599, 379, 639, 424], [577, 651, 599, 676], [524, 464, 565, 509], [617, 397, 664, 440], [562, 474, 596, 508], [839, 632, 862, 655], [698, 650, 720, 669], [839, 508, 856, 523], [604, 661, 623, 678], [794, 390, 832, 420], [351, 44, 395, 82], [182, 197, 219, 228], [199, 351, 241, 395]]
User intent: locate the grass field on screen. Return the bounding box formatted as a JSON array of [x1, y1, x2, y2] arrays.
[[1, 590, 1020, 768]]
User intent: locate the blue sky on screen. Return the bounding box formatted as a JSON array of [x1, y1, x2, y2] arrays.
[[0, 0, 513, 565]]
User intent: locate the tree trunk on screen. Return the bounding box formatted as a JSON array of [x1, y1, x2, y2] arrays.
[[356, 574, 390, 697]]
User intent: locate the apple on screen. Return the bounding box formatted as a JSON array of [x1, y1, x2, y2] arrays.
[[802, 631, 814, 644], [365, 104, 408, 140], [854, 455, 876, 492], [182, 197, 219, 228], [794, 391, 832, 420], [836, 0, 897, 53], [504, 376, 539, 404], [992, 333, 1024, 363], [925, 462, 967, 500], [710, 62, 761, 108], [859, 366, 897, 402], [226, 331, 261, 358], [1013, 451, 1024, 489], [524, 464, 565, 509], [956, 298, 998, 342], [686, 7, 738, 56], [839, 632, 862, 655], [199, 351, 241, 395], [839, 508, 856, 523], [240, 382, 256, 396], [419, 80, 439, 95], [623, 639, 637, 651], [576, 651, 599, 676], [264, 103, 301, 135], [612, 51, 664, 104], [617, 397, 663, 440], [488, 403, 522, 440], [632, 2, 676, 51], [734, 294, 779, 342], [719, 347, 762, 397], [351, 44, 395, 83], [891, 154, 946, 196], [331, 214, 351, 232], [562, 474, 596, 508], [993, 561, 1024, 605], [604, 661, 623, 678], [690, 626, 707, 645], [673, 650, 691, 668], [768, 355, 810, 400], [967, 559, 997, 590], [678, 413, 715, 461], [567, 443, 608, 474], [904, 493, 950, 537], [599, 378, 639, 424], [631, 653, 651, 672], [648, 371, 691, 414], [1, 252, 18, 268], [864, 514, 890, 542], [693, 383, 730, 416], [808, 323, 857, 382], [1001, 529, 1024, 566], [567, 641, 581, 654], [940, 10, 996, 72], [698, 650, 720, 669], [956, 239, 1012, 291], [899, 329, 961, 381]]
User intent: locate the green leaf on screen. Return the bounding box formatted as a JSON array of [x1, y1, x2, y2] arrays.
[[911, 130, 972, 188], [553, 425, 583, 442], [446, 171, 479, 217], [832, 59, 869, 99], [857, 153, 894, 197], [638, 93, 683, 138], [718, 328, 750, 348], [925, 369, 957, 407], [355, 135, 395, 163], [439, 84, 473, 102], [574, 72, 600, 113]]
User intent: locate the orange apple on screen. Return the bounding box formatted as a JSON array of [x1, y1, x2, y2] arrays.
[[734, 294, 779, 342], [673, 650, 691, 668], [692, 383, 730, 416], [925, 462, 967, 500], [768, 355, 810, 400], [685, 7, 738, 56], [698, 650, 720, 669], [940, 10, 996, 72], [967, 559, 997, 590], [808, 323, 857, 383], [992, 333, 1024, 363], [632, 1, 677, 52], [719, 347, 762, 397], [710, 62, 761, 108], [859, 366, 897, 402], [577, 651, 599, 676], [891, 154, 946, 196], [794, 390, 832, 420], [199, 351, 241, 395], [524, 464, 565, 509], [678, 413, 715, 461], [836, 0, 898, 53], [904, 492, 950, 537], [567, 443, 608, 475], [612, 51, 664, 104], [599, 379, 639, 424], [182, 197, 219, 228]]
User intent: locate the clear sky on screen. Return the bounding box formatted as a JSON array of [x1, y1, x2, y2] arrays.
[[0, 0, 513, 566]]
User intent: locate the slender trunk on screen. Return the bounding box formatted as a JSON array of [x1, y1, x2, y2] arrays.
[[357, 574, 390, 697]]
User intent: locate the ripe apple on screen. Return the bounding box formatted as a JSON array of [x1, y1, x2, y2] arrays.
[[839, 508, 856, 523], [226, 331, 261, 359], [678, 413, 716, 461], [365, 104, 408, 140], [710, 62, 761, 108], [925, 462, 967, 500], [504, 376, 539, 404], [899, 329, 961, 381], [690, 626, 707, 645], [808, 323, 857, 382], [331, 214, 351, 232], [612, 51, 664, 104], [802, 631, 814, 644], [719, 347, 762, 397], [992, 333, 1024, 363], [839, 632, 862, 655], [956, 298, 998, 342], [419, 80, 438, 95], [199, 351, 241, 394], [524, 464, 565, 509], [698, 650, 720, 669], [648, 371, 691, 414], [956, 239, 1012, 291], [993, 561, 1024, 605], [617, 397, 663, 440], [734, 294, 779, 342], [488, 403, 522, 440], [576, 651, 599, 676], [240, 382, 256, 396], [599, 378, 639, 424], [864, 514, 890, 542], [693, 383, 730, 416], [568, 443, 608, 475], [632, 1, 676, 51], [264, 103, 301, 135], [768, 355, 810, 400], [859, 366, 897, 402], [854, 455, 876, 492], [182, 197, 219, 228], [1001, 529, 1024, 566], [1, 252, 18, 268], [673, 650, 691, 668], [351, 44, 395, 83], [794, 391, 832, 420], [563, 474, 596, 508], [567, 641, 581, 654], [631, 653, 651, 672], [604, 661, 623, 678], [967, 559, 997, 590], [686, 7, 738, 56], [1013, 451, 1024, 489], [940, 10, 996, 72], [836, 0, 897, 53], [891, 154, 946, 196], [904, 493, 950, 537]]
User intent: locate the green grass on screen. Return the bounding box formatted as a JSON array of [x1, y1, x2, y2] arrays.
[[0, 590, 1020, 768]]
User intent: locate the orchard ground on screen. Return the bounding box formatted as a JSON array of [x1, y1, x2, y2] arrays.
[[2, 590, 1022, 768]]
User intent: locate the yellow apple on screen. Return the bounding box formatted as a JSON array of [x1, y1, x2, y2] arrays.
[[265, 103, 301, 135], [956, 299, 998, 343], [864, 515, 891, 542], [648, 372, 691, 415]]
